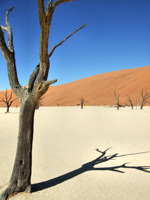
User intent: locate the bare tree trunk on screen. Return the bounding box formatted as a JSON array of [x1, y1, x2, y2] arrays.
[[0, 1, 86, 199], [117, 105, 119, 110], [1, 100, 35, 199], [81, 102, 83, 109], [127, 95, 133, 109], [112, 90, 120, 110], [6, 105, 10, 113], [140, 103, 143, 110]]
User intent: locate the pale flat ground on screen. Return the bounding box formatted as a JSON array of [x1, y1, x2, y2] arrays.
[[0, 106, 150, 200]]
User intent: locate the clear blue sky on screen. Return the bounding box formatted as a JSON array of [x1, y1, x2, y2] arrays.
[[0, 0, 150, 91]]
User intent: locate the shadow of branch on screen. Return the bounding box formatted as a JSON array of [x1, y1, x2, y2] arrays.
[[32, 148, 150, 192]]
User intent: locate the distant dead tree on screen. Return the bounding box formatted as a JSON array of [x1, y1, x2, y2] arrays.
[[138, 88, 150, 110], [127, 95, 134, 109], [112, 90, 120, 110], [80, 96, 88, 109], [0, 89, 17, 113]]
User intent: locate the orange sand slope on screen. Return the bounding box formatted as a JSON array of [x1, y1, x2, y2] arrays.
[[0, 66, 150, 106]]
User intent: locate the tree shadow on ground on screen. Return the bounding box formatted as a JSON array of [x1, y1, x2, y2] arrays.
[[32, 148, 150, 193]]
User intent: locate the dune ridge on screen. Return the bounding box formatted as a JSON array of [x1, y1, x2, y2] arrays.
[[0, 66, 150, 107]]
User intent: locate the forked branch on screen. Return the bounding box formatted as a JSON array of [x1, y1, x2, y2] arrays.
[[37, 0, 81, 83], [38, 79, 57, 93]]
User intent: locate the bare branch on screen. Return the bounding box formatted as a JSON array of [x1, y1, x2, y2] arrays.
[[46, 0, 53, 16], [46, 0, 76, 28], [0, 96, 7, 103], [38, 79, 57, 93], [49, 23, 86, 58], [28, 65, 40, 92], [1, 25, 7, 31], [0, 7, 21, 93], [44, 79, 58, 86], [2, 7, 15, 52], [37, 0, 52, 81], [8, 90, 13, 102], [113, 90, 120, 100], [0, 26, 10, 61], [34, 23, 86, 71], [36, 0, 86, 86], [53, 0, 75, 10], [38, 0, 46, 25]]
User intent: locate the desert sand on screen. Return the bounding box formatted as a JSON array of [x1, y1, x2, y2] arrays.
[[0, 106, 150, 200], [0, 66, 150, 107], [43, 65, 150, 106]]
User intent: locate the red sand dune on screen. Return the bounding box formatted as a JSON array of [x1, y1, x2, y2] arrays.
[[0, 66, 150, 107]]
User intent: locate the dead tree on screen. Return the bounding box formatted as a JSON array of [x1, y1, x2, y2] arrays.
[[0, 1, 86, 199], [138, 88, 150, 110], [127, 95, 134, 109], [0, 89, 17, 113], [112, 90, 120, 110], [80, 96, 88, 109]]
